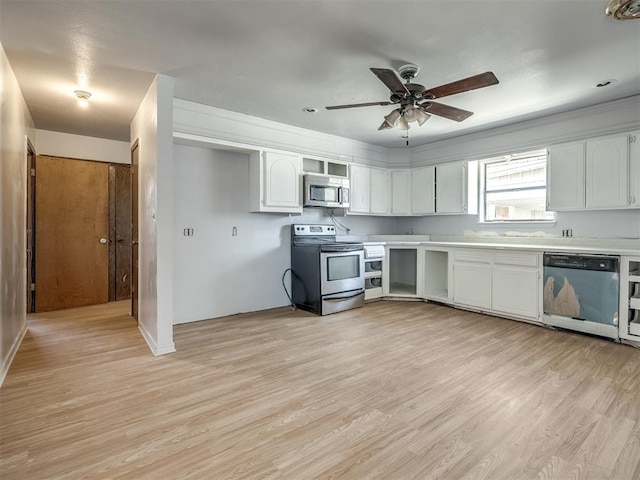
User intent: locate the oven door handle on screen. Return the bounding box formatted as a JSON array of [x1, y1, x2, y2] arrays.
[[323, 290, 364, 301]]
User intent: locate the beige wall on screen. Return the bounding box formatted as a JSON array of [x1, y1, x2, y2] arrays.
[[0, 43, 36, 385], [36, 130, 129, 164]]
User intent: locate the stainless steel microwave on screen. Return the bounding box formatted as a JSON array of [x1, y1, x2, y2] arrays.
[[303, 174, 350, 208]]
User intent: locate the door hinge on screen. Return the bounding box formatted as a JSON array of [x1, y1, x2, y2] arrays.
[[30, 168, 36, 176], [630, 135, 636, 144], [30, 283, 36, 292]]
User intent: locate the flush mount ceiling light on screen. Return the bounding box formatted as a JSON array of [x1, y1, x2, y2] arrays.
[[74, 89, 91, 108], [606, 0, 640, 19]]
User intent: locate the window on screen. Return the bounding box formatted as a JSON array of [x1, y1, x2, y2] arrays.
[[480, 149, 554, 222]]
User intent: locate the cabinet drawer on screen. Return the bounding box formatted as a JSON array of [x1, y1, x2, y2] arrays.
[[454, 249, 493, 263], [494, 251, 539, 267]]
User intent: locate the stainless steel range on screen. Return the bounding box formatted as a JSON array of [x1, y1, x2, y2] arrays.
[[291, 224, 365, 315]]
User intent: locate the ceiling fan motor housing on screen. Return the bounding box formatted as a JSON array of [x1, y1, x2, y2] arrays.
[[398, 63, 420, 81]]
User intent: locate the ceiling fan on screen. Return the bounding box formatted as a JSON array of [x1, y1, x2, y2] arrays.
[[326, 64, 499, 131]]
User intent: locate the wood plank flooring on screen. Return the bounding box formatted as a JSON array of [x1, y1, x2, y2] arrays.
[[1, 300, 640, 479]]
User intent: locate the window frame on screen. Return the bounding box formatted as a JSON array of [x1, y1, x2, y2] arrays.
[[477, 149, 555, 224]]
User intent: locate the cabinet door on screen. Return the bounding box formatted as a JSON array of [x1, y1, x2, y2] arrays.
[[630, 132, 640, 208], [547, 142, 585, 211], [350, 164, 370, 213], [411, 166, 435, 215], [264, 151, 301, 208], [370, 167, 390, 215], [586, 134, 629, 208], [492, 266, 539, 319], [453, 262, 492, 309], [436, 161, 466, 213], [390, 170, 411, 215]]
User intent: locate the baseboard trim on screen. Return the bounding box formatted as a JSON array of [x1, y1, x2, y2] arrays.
[[0, 322, 28, 388], [138, 322, 176, 356]]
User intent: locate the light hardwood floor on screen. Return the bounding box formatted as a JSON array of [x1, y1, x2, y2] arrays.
[[1, 300, 639, 479]]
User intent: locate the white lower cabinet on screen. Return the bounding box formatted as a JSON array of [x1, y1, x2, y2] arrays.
[[452, 249, 492, 309], [492, 265, 539, 320], [384, 247, 419, 297], [422, 248, 452, 303], [620, 256, 640, 342], [452, 248, 541, 320]]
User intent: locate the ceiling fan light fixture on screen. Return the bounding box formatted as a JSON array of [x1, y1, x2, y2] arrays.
[[398, 115, 411, 130], [606, 0, 640, 19], [383, 108, 402, 127], [402, 105, 420, 123], [416, 109, 431, 126]]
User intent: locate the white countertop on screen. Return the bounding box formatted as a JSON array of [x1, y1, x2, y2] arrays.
[[339, 234, 640, 256]]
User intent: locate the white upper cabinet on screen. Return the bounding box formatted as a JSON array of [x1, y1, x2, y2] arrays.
[[249, 150, 302, 213], [390, 170, 411, 215], [548, 132, 637, 212], [411, 165, 435, 215], [436, 161, 467, 214], [586, 134, 629, 208], [370, 167, 390, 215], [547, 141, 586, 211], [349, 164, 371, 214], [630, 131, 640, 208]]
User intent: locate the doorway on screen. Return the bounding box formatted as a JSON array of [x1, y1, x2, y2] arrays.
[[131, 140, 139, 322], [33, 155, 131, 312], [26, 139, 36, 313]]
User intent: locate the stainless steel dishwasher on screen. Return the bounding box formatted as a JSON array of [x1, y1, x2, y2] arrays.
[[542, 253, 620, 339]]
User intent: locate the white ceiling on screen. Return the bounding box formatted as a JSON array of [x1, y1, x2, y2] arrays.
[[1, 0, 639, 148]]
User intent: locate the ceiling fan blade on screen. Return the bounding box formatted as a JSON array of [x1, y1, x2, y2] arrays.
[[325, 101, 391, 110], [420, 101, 473, 122], [370, 68, 409, 94], [422, 71, 499, 99]]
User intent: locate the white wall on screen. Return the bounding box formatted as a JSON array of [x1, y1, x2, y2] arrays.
[[0, 43, 36, 385], [173, 144, 396, 324], [36, 130, 129, 164], [130, 75, 175, 355], [396, 210, 640, 239], [395, 96, 640, 239]]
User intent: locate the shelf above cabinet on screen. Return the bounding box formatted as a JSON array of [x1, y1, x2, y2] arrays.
[[302, 157, 349, 178]]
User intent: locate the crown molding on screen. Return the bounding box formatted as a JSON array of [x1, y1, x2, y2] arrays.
[[173, 98, 389, 166]]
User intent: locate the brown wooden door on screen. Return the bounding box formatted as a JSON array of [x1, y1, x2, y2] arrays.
[[109, 164, 131, 301], [26, 141, 36, 312], [35, 156, 109, 312], [131, 142, 139, 321]]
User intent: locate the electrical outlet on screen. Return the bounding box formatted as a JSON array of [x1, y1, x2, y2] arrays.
[[232, 226, 238, 236], [183, 228, 194, 236]]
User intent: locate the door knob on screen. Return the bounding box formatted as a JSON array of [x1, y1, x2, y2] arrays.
[[100, 238, 108, 244]]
